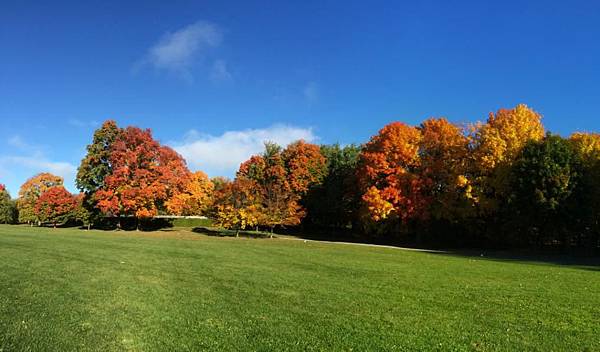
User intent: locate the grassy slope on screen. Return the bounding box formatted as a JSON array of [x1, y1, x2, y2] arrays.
[[0, 225, 598, 351]]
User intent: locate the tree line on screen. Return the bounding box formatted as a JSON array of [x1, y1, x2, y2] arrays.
[[1, 104, 599, 252]]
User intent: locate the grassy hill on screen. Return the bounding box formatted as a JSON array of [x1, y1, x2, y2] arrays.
[[0, 225, 598, 351]]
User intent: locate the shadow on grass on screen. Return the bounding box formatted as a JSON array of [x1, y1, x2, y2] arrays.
[[191, 226, 273, 239], [280, 228, 600, 271], [428, 249, 600, 272]]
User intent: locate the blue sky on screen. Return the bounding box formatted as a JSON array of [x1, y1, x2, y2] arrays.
[[1, 0, 600, 196]]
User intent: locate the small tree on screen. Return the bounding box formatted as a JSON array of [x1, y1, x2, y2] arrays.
[[17, 173, 63, 225], [35, 186, 78, 228], [213, 178, 262, 236], [74, 193, 94, 230], [0, 185, 18, 224]]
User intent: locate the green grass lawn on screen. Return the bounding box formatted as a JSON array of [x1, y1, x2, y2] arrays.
[[0, 225, 598, 351]]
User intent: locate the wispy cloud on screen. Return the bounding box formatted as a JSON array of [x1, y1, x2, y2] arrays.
[[210, 59, 233, 83], [7, 135, 30, 150], [171, 125, 318, 177], [303, 81, 319, 106], [1, 135, 77, 195], [138, 21, 223, 80]]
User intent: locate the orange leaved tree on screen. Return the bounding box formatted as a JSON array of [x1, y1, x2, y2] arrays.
[[358, 122, 428, 231], [166, 171, 214, 216], [95, 126, 190, 229], [17, 173, 64, 225], [34, 186, 77, 228]]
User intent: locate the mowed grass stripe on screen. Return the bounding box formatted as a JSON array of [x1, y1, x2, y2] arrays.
[[0, 225, 598, 351]]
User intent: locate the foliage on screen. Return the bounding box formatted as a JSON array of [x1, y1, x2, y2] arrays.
[[73, 193, 94, 229], [76, 120, 121, 194], [303, 144, 362, 229], [6, 104, 600, 250], [0, 185, 17, 224], [282, 140, 327, 194], [34, 186, 78, 227], [166, 171, 214, 216], [418, 118, 473, 221], [508, 134, 581, 246], [471, 104, 545, 212], [17, 173, 64, 224], [213, 177, 263, 233], [95, 126, 190, 220], [75, 120, 122, 226], [358, 122, 428, 226]]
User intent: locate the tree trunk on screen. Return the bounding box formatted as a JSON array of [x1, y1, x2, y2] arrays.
[[87, 223, 91, 231], [235, 229, 239, 238]]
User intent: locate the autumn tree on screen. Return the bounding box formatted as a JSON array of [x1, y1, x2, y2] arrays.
[[418, 118, 472, 222], [17, 173, 64, 225], [94, 126, 190, 228], [34, 186, 78, 228], [357, 122, 428, 233], [76, 120, 122, 226], [0, 185, 17, 224], [227, 142, 307, 235], [213, 177, 263, 235], [251, 143, 305, 233], [166, 171, 214, 216], [282, 140, 327, 195], [470, 104, 545, 213]]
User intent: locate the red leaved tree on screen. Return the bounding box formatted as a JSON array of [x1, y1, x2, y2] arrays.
[[35, 186, 77, 228], [95, 126, 190, 228]]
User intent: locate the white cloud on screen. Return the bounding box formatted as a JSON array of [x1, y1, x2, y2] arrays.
[[0, 156, 76, 180], [141, 21, 223, 77], [1, 135, 77, 195], [171, 125, 318, 177], [210, 59, 233, 83], [303, 81, 319, 106]]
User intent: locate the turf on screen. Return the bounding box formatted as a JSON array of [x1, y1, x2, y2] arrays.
[[0, 225, 598, 351]]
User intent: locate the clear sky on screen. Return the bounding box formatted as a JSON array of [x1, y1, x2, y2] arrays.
[[1, 0, 600, 196]]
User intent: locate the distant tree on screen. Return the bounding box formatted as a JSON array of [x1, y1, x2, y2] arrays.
[[75, 120, 122, 227], [569, 132, 600, 250], [94, 126, 190, 228], [357, 122, 428, 232], [418, 118, 473, 222], [0, 185, 18, 224], [471, 104, 545, 213], [508, 134, 581, 247], [17, 173, 63, 225], [234, 142, 306, 234], [282, 140, 327, 195], [303, 144, 361, 229], [74, 193, 94, 230], [213, 177, 262, 236], [34, 186, 78, 228], [166, 171, 214, 216]]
